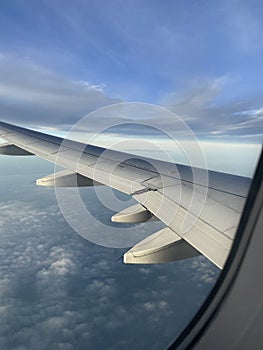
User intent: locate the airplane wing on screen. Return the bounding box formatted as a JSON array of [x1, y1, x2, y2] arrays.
[[0, 121, 251, 269]]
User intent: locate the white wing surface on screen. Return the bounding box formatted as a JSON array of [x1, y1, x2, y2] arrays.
[[0, 121, 251, 269]]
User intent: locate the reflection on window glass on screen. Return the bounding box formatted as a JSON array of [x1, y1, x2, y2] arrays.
[[0, 1, 262, 349]]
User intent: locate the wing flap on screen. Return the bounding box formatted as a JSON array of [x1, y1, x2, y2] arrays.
[[133, 188, 241, 268]]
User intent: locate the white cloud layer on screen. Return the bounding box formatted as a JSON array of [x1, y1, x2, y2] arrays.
[[0, 169, 219, 350]]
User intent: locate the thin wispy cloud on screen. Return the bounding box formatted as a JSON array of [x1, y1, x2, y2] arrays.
[[223, 1, 263, 54]]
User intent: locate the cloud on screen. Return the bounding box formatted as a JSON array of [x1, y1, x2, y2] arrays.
[[0, 53, 261, 143], [0, 54, 121, 127], [162, 77, 263, 141]]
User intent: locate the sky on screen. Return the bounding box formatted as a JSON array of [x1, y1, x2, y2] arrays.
[[0, 0, 262, 143], [0, 1, 262, 349]]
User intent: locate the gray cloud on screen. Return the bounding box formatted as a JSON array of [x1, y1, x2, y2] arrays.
[[0, 54, 261, 143], [164, 79, 263, 143], [162, 77, 263, 141], [0, 54, 121, 127]]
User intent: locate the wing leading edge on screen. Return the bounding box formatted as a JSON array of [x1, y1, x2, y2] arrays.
[[0, 121, 251, 269]]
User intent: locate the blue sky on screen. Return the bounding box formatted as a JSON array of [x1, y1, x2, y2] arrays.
[[1, 0, 263, 100], [0, 0, 262, 143]]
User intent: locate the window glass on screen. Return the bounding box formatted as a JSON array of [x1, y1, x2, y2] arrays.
[[0, 1, 262, 349]]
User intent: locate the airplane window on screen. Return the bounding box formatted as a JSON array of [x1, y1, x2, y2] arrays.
[[0, 2, 262, 350], [169, 147, 263, 349]]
